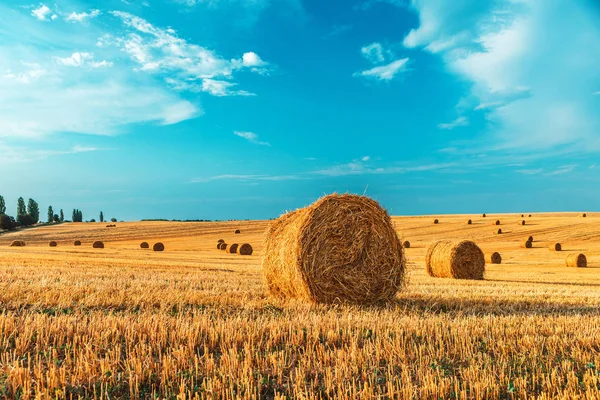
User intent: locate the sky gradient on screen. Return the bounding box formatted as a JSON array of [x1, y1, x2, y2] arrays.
[[1, 0, 599, 221]]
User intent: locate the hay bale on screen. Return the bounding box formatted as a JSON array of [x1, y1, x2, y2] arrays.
[[582, 213, 587, 218], [235, 229, 241, 234], [496, 229, 502, 234], [425, 240, 484, 280], [238, 243, 253, 255], [218, 239, 225, 244], [140, 242, 149, 249], [467, 219, 472, 225], [92, 241, 104, 249], [521, 240, 532, 249], [10, 240, 25, 247], [528, 214, 532, 217], [493, 220, 500, 226], [403, 240, 410, 249], [49, 241, 57, 247], [549, 243, 561, 251], [228, 243, 239, 254], [566, 253, 587, 268], [527, 236, 534, 242], [153, 242, 165, 252], [74, 240, 81, 246], [518, 220, 526, 226], [521, 214, 524, 217], [433, 219, 439, 224], [486, 252, 502, 264], [220, 243, 228, 251], [262, 194, 405, 304], [482, 213, 486, 218]]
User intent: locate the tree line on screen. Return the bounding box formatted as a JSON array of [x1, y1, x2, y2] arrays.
[[0, 194, 117, 231]]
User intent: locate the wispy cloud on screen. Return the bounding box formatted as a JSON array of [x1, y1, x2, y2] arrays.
[[65, 9, 101, 23], [438, 116, 468, 130], [516, 168, 543, 175], [324, 24, 353, 39], [202, 79, 255, 97], [234, 131, 270, 146], [0, 142, 102, 164], [54, 52, 112, 68], [354, 58, 409, 81], [361, 42, 387, 64], [594, 91, 600, 96], [547, 165, 576, 176]]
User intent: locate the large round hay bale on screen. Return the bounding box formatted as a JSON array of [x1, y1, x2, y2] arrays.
[[235, 229, 241, 234], [549, 243, 561, 251], [466, 219, 472, 225], [496, 229, 502, 234], [403, 240, 410, 249], [228, 243, 239, 254], [238, 243, 253, 255], [486, 252, 502, 264], [92, 241, 104, 249], [521, 240, 532, 249], [425, 240, 484, 280], [140, 242, 149, 249], [433, 219, 439, 224], [153, 242, 165, 252], [49, 241, 57, 247], [10, 240, 25, 247], [493, 220, 500, 226], [262, 194, 405, 304], [74, 240, 81, 246], [566, 253, 587, 268]]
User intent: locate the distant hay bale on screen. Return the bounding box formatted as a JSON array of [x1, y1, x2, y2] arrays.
[[519, 220, 526, 226], [482, 213, 486, 217], [467, 219, 472, 225], [235, 229, 241, 234], [262, 193, 405, 304], [521, 214, 524, 217], [140, 242, 149, 249], [238, 243, 253, 255], [521, 240, 532, 249], [425, 240, 485, 280], [228, 243, 239, 254], [10, 240, 25, 247], [528, 236, 534, 242], [49, 241, 57, 247], [216, 243, 222, 249], [581, 213, 587, 218], [74, 240, 81, 246], [433, 219, 439, 224], [220, 243, 228, 251], [486, 252, 502, 264], [403, 240, 410, 249], [92, 241, 104, 249], [218, 239, 225, 243], [566, 253, 587, 268], [549, 243, 562, 251], [496, 229, 502, 234], [493, 220, 500, 226], [153, 242, 165, 252], [528, 214, 532, 217]]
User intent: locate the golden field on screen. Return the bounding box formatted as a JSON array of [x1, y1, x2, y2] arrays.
[[1, 213, 600, 399]]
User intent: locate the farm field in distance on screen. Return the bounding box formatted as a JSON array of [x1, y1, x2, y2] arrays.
[[1, 213, 600, 399]]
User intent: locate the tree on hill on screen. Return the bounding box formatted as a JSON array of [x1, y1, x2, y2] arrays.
[[100, 211, 104, 223], [47, 206, 54, 224], [27, 198, 40, 224], [111, 217, 117, 223], [72, 209, 83, 223], [0, 195, 5, 215], [1, 215, 16, 230], [53, 214, 60, 223], [60, 209, 64, 223], [17, 197, 26, 217]]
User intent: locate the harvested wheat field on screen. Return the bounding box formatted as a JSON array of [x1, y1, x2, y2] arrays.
[[1, 213, 600, 399]]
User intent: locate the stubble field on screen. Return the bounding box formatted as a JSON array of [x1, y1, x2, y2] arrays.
[[1, 213, 600, 399]]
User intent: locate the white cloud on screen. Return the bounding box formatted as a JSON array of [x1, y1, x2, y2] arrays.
[[361, 156, 371, 161], [234, 131, 270, 146], [354, 58, 409, 81], [0, 143, 102, 164], [54, 52, 112, 68], [361, 42, 386, 64], [3, 63, 46, 84], [242, 52, 266, 67], [66, 9, 101, 23], [202, 79, 255, 96], [438, 116, 468, 130], [594, 91, 600, 96], [31, 5, 52, 21], [547, 165, 576, 176], [516, 168, 543, 175]]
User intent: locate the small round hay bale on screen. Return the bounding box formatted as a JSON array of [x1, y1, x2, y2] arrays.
[[10, 240, 25, 247], [74, 240, 81, 246], [238, 243, 253, 255], [221, 243, 228, 251], [521, 240, 532, 249], [528, 214, 532, 217], [433, 219, 439, 224], [521, 214, 524, 217], [482, 213, 486, 218], [153, 242, 165, 252], [217, 239, 225, 243], [518, 220, 526, 226], [566, 253, 587, 268], [235, 229, 241, 234], [263, 194, 405, 304], [140, 242, 149, 249], [92, 241, 104, 249], [528, 236, 534, 242], [549, 243, 561, 251], [467, 219, 472, 225], [496, 229, 502, 234], [486, 252, 502, 264], [493, 220, 500, 226], [403, 240, 410, 249], [425, 240, 484, 280], [49, 241, 57, 247], [228, 243, 239, 254], [581, 213, 587, 218]]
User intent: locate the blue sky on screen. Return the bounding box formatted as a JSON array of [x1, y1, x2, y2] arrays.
[[1, 0, 599, 221]]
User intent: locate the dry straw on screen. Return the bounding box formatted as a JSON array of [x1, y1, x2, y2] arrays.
[[403, 241, 411, 249], [425, 240, 485, 280], [228, 243, 239, 254], [92, 241, 104, 249], [10, 241, 25, 247], [238, 243, 253, 255], [262, 193, 406, 304], [153, 243, 165, 252], [49, 241, 57, 247], [486, 252, 502, 264], [566, 253, 587, 268], [74, 240, 81, 246], [549, 243, 562, 251], [140, 242, 149, 249], [521, 239, 532, 248]]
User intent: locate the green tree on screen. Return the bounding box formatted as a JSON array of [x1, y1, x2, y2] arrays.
[[72, 209, 83, 223], [59, 209, 64, 223], [72, 209, 77, 222], [100, 211, 104, 223], [27, 198, 40, 224], [111, 217, 117, 223], [53, 214, 60, 223], [0, 195, 5, 215], [17, 197, 26, 217], [47, 206, 54, 224]]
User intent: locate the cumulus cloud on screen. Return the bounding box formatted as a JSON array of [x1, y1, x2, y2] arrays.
[[31, 4, 54, 21], [66, 9, 101, 23], [354, 58, 409, 81], [234, 131, 270, 146]]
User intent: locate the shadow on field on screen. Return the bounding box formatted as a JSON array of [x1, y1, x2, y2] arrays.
[[489, 279, 600, 287]]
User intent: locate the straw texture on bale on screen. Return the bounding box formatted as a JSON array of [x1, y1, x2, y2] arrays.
[[92, 241, 104, 249], [153, 242, 165, 252], [140, 242, 149, 249], [425, 240, 485, 280], [74, 240, 81, 246], [238, 243, 253, 255], [486, 252, 502, 264], [10, 241, 25, 247], [549, 243, 562, 251], [403, 241, 410, 249], [228, 243, 239, 254], [467, 219, 472, 225], [433, 219, 439, 224], [262, 194, 406, 304], [566, 253, 587, 268], [49, 241, 57, 247], [521, 240, 532, 249], [235, 229, 241, 234]]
